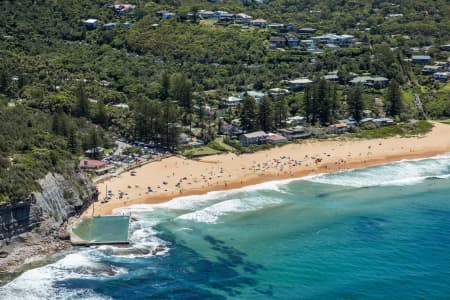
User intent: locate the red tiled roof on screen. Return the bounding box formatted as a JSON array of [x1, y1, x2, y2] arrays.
[[333, 123, 348, 128], [79, 159, 106, 168], [267, 134, 287, 141]]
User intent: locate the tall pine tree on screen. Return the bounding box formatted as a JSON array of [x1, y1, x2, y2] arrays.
[[385, 80, 403, 117], [75, 82, 89, 118], [240, 95, 258, 131], [347, 85, 364, 122], [258, 96, 273, 131]]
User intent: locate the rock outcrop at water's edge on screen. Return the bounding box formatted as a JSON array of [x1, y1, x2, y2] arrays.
[[0, 172, 98, 283]]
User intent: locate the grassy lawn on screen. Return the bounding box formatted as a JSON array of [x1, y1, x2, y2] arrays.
[[199, 19, 217, 27], [183, 146, 222, 157], [440, 119, 450, 125], [208, 138, 236, 152], [351, 120, 433, 139]]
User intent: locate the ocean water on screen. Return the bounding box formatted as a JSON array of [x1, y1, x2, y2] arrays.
[[2, 155, 450, 299]]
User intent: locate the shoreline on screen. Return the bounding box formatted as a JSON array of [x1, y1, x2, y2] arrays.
[[84, 122, 450, 216]]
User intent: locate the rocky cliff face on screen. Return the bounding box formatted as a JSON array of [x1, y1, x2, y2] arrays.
[[0, 172, 97, 278], [0, 172, 97, 240]]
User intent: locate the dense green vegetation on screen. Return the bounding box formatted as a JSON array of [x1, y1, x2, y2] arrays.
[[0, 105, 110, 202], [0, 0, 449, 201]]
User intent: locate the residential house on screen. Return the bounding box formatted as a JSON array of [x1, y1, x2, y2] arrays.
[[298, 27, 316, 35], [360, 117, 375, 124], [157, 11, 176, 19], [338, 118, 357, 126], [219, 13, 235, 21], [269, 36, 286, 49], [325, 43, 339, 51], [221, 96, 243, 107], [422, 65, 442, 74], [286, 23, 297, 31], [330, 123, 350, 134], [386, 13, 403, 18], [372, 77, 389, 88], [213, 11, 229, 19], [79, 159, 106, 169], [278, 126, 310, 140], [433, 72, 449, 82], [288, 78, 313, 91], [266, 134, 288, 144], [121, 22, 132, 29], [269, 88, 289, 96], [373, 118, 395, 126], [113, 103, 129, 109], [113, 3, 136, 15], [312, 34, 354, 47], [250, 18, 267, 27], [241, 91, 266, 104], [286, 35, 300, 48], [199, 10, 215, 19], [323, 74, 339, 81], [235, 13, 253, 23], [103, 23, 117, 30], [300, 39, 315, 48], [349, 76, 389, 89], [82, 19, 99, 29], [239, 131, 268, 146], [412, 55, 432, 64], [286, 116, 305, 125], [267, 23, 285, 30]]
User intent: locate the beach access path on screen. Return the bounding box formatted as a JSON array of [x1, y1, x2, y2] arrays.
[[85, 122, 450, 216]]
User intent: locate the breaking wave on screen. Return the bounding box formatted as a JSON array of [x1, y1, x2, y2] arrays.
[[177, 196, 283, 223], [0, 252, 123, 300], [305, 154, 450, 187]]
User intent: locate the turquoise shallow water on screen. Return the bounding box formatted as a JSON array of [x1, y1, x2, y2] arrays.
[[1, 155, 450, 299]]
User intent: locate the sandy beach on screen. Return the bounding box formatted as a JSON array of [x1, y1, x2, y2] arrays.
[[85, 122, 450, 216]]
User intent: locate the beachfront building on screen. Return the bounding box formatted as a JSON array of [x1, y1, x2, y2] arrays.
[[239, 131, 268, 146], [79, 159, 106, 169], [330, 123, 351, 134], [266, 134, 288, 144], [277, 126, 310, 140]]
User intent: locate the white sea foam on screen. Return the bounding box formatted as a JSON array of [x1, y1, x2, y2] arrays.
[[0, 251, 121, 300], [177, 196, 283, 224], [305, 154, 450, 187]]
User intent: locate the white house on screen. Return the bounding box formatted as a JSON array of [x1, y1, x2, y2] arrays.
[[288, 78, 313, 90], [221, 96, 243, 107]]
